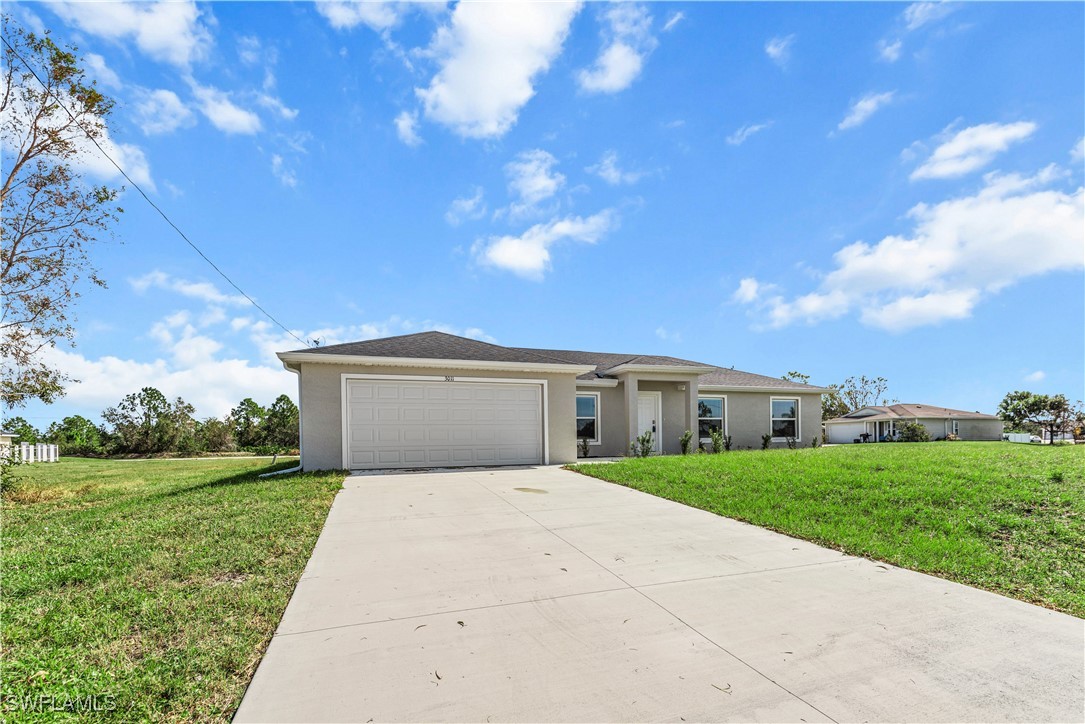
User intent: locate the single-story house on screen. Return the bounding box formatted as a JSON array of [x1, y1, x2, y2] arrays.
[[277, 331, 827, 471], [824, 404, 1003, 444]]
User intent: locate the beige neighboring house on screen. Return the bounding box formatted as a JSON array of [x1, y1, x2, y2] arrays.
[[0, 431, 14, 457], [277, 331, 827, 471], [824, 404, 1003, 444]]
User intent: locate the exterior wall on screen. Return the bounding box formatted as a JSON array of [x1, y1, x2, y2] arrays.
[[957, 419, 1003, 441], [724, 391, 823, 449], [298, 362, 578, 471], [826, 421, 867, 444], [582, 385, 823, 455]]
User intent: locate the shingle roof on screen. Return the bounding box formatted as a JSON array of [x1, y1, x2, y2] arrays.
[[287, 332, 827, 391], [826, 403, 1000, 423], [288, 331, 570, 365]]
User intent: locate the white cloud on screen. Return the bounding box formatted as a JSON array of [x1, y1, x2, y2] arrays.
[[50, 0, 212, 68], [1070, 137, 1084, 163], [726, 122, 772, 146], [189, 82, 262, 134], [84, 53, 120, 88], [764, 34, 795, 68], [416, 1, 581, 138], [394, 110, 422, 147], [503, 149, 566, 218], [134, 89, 196, 135], [910, 121, 1037, 180], [577, 3, 657, 94], [1024, 370, 1046, 383], [237, 35, 262, 66], [877, 38, 903, 62], [257, 94, 299, 121], [903, 2, 955, 31], [734, 165, 1084, 332], [315, 1, 403, 32], [586, 150, 646, 185], [836, 91, 895, 132], [130, 271, 250, 306], [662, 12, 685, 33], [445, 187, 487, 226], [473, 210, 618, 280], [270, 155, 297, 188], [655, 326, 682, 343]]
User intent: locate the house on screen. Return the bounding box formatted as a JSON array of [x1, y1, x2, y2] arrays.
[[276, 331, 827, 471], [824, 404, 1003, 443]]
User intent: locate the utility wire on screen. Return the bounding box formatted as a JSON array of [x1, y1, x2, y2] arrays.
[[1, 34, 311, 349]]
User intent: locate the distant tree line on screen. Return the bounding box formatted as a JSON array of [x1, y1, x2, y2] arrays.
[[3, 387, 299, 456]]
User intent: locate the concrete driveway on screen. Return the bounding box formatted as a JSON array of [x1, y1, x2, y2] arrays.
[[235, 466, 1084, 723]]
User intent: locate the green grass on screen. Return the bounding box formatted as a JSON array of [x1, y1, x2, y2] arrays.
[[570, 442, 1085, 617], [1, 458, 345, 721]]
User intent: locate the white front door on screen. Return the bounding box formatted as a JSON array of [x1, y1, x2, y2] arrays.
[[636, 392, 662, 453]]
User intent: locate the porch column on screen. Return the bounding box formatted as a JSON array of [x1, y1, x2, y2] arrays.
[[623, 374, 639, 454], [684, 378, 699, 439]]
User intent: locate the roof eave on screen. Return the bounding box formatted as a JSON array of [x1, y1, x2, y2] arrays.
[[607, 363, 717, 376], [276, 351, 597, 375], [699, 384, 830, 394]]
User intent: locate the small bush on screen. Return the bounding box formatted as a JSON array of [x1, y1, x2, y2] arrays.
[[786, 436, 797, 450], [578, 437, 591, 458], [897, 421, 931, 443], [709, 428, 724, 454], [761, 433, 772, 450], [629, 431, 654, 458], [724, 434, 733, 452], [679, 430, 693, 456], [811, 435, 821, 448], [946, 433, 960, 441]]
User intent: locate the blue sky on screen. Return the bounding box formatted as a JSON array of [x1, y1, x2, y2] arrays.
[[8, 0, 1084, 428]]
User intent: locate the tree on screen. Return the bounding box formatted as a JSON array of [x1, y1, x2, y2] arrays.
[[101, 387, 196, 454], [1, 16, 122, 408], [998, 391, 1081, 445], [195, 417, 235, 453], [44, 414, 101, 455], [263, 394, 299, 448], [230, 398, 267, 449], [2, 415, 39, 443], [838, 375, 891, 412], [782, 371, 850, 421]]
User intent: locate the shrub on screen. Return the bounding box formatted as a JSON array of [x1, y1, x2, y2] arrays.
[[629, 431, 654, 458], [679, 430, 693, 455], [578, 437, 591, 458], [761, 433, 772, 450], [945, 433, 960, 441], [811, 435, 821, 448], [709, 428, 724, 454], [786, 436, 797, 450], [897, 421, 931, 442], [724, 434, 733, 452]]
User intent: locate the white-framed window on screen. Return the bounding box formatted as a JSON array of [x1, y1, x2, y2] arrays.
[[576, 392, 600, 444], [771, 397, 800, 440], [950, 419, 959, 436], [698, 397, 727, 442]]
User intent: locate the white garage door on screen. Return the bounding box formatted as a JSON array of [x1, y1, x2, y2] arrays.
[[344, 378, 543, 470]]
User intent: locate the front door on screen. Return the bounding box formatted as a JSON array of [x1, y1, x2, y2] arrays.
[[636, 392, 662, 453]]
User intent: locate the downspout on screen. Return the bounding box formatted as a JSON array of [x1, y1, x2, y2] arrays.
[[259, 360, 303, 478]]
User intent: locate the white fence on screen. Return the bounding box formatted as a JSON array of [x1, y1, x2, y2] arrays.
[[1005, 433, 1032, 444], [2, 442, 60, 463]]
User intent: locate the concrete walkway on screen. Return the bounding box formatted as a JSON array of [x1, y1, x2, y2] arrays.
[[235, 466, 1084, 723]]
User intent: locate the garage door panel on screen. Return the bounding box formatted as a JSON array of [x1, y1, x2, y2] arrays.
[[346, 379, 543, 470]]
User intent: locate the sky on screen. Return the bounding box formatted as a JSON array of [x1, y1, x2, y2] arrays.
[[5, 0, 1084, 429]]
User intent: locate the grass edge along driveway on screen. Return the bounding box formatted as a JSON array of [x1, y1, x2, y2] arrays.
[[2, 458, 345, 722], [570, 442, 1084, 618]]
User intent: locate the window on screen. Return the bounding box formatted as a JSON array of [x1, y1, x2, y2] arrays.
[[771, 398, 799, 440], [698, 397, 726, 441], [576, 393, 600, 444], [950, 419, 959, 436]]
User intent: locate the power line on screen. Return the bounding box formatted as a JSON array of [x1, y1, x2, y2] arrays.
[[1, 34, 311, 349]]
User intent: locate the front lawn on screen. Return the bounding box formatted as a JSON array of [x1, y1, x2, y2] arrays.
[[1, 458, 344, 721], [570, 442, 1084, 617]]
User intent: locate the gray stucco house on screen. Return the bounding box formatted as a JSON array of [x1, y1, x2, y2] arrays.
[[824, 404, 1004, 444], [277, 331, 827, 471]]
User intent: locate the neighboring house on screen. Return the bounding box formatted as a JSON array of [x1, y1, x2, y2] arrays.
[[0, 432, 14, 458], [824, 404, 1003, 444], [277, 331, 827, 471]]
